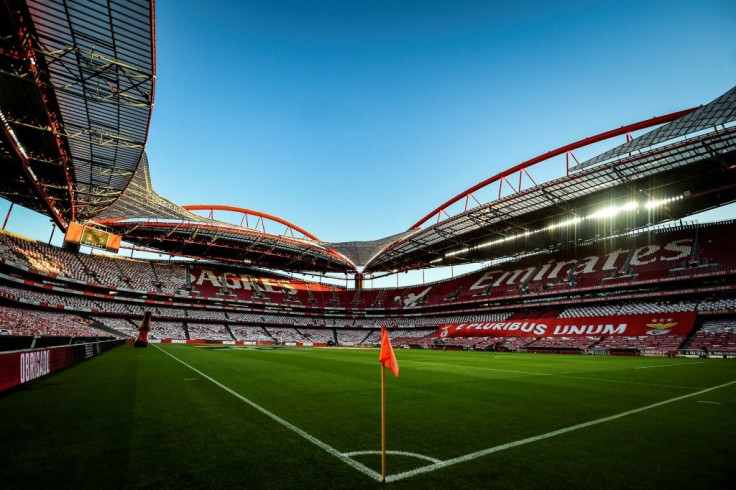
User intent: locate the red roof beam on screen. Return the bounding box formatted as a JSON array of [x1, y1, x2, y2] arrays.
[[409, 107, 699, 230], [182, 205, 320, 241]]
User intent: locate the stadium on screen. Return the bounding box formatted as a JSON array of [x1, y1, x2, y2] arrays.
[[1, 1, 735, 488]]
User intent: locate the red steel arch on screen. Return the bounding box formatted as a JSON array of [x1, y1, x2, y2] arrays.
[[409, 107, 700, 230], [182, 205, 320, 241]]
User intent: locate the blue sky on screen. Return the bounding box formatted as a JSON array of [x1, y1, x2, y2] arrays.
[[3, 0, 736, 283]]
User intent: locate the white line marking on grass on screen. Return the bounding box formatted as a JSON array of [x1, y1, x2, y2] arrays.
[[552, 374, 697, 390], [413, 360, 553, 377], [343, 451, 442, 464], [635, 362, 705, 370], [697, 400, 723, 405], [386, 379, 736, 483], [410, 361, 698, 389], [153, 344, 382, 482]]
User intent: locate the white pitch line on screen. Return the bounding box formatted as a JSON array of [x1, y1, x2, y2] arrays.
[[697, 400, 723, 405], [635, 362, 705, 370], [386, 379, 736, 483], [343, 450, 442, 464], [412, 360, 553, 377], [410, 360, 698, 389], [547, 374, 696, 390], [153, 344, 382, 482]]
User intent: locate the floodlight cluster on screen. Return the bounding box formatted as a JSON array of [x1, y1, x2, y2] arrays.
[[442, 196, 684, 260]]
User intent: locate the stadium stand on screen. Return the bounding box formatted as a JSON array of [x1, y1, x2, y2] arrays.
[[151, 262, 188, 293], [595, 335, 686, 354], [268, 327, 309, 343], [187, 323, 233, 341], [0, 305, 103, 337], [558, 301, 698, 318], [150, 321, 187, 340], [298, 328, 335, 344], [697, 298, 736, 312], [0, 220, 734, 353], [230, 325, 273, 342], [527, 336, 599, 350], [698, 224, 736, 271], [92, 317, 139, 338], [686, 320, 736, 354], [335, 329, 370, 345], [186, 309, 228, 320]]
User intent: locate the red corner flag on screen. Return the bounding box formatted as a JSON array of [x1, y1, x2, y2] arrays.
[[379, 326, 399, 377]]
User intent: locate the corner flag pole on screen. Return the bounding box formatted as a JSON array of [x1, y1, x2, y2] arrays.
[[381, 363, 386, 484], [378, 325, 398, 484]]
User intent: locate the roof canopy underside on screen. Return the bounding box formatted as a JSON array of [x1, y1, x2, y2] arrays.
[[93, 154, 357, 273], [0, 0, 154, 225], [364, 87, 736, 273]]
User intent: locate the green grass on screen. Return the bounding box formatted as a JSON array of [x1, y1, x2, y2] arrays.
[[1, 345, 735, 489]]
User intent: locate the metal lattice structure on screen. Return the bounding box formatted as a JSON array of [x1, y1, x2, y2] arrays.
[[92, 155, 356, 272], [0, 0, 154, 226], [363, 88, 736, 273], [574, 86, 736, 171]]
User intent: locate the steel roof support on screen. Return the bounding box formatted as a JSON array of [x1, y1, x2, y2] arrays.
[[3, 0, 75, 225], [410, 107, 699, 230], [0, 110, 67, 227], [182, 205, 321, 241]]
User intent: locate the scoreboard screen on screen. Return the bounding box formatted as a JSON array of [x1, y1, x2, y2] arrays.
[[64, 222, 121, 253]]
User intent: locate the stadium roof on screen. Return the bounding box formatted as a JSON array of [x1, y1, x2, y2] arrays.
[[1, 2, 735, 276], [93, 88, 736, 274], [0, 0, 154, 226], [364, 88, 736, 272], [92, 155, 357, 273], [573, 86, 736, 171]]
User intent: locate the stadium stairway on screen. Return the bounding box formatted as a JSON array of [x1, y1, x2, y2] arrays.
[[679, 320, 705, 350], [526, 338, 541, 347], [304, 283, 317, 305], [693, 226, 702, 260], [71, 253, 93, 281], [588, 336, 606, 349], [224, 323, 236, 341], [111, 258, 127, 285], [262, 327, 277, 343], [620, 246, 637, 276], [150, 262, 161, 291], [356, 329, 373, 345], [371, 290, 385, 307]]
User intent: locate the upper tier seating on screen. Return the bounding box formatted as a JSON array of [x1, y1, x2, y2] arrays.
[[2, 221, 735, 313]]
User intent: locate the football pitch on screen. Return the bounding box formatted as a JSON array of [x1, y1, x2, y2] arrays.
[[2, 344, 735, 489]]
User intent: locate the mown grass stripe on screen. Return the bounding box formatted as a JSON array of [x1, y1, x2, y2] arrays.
[[410, 360, 698, 389], [153, 344, 382, 482], [386, 379, 736, 483]]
